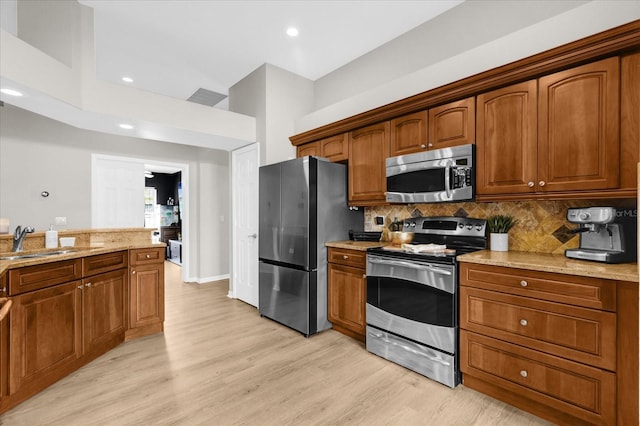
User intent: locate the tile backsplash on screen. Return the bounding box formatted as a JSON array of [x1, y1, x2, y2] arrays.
[[365, 199, 636, 254]]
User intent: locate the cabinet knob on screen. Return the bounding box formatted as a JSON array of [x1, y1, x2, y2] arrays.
[[520, 319, 528, 326], [520, 370, 528, 378], [362, 274, 366, 279], [527, 181, 535, 188], [132, 270, 136, 275], [77, 285, 84, 289], [0, 286, 6, 293], [343, 255, 348, 260], [520, 280, 528, 287], [538, 180, 546, 187], [146, 254, 151, 259], [420, 144, 426, 149], [428, 143, 434, 148], [86, 283, 92, 287]]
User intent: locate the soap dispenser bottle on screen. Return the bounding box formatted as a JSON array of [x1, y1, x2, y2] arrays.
[[45, 225, 58, 249]]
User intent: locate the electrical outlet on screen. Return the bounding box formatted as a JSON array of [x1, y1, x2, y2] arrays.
[[375, 216, 384, 225], [55, 217, 67, 226]]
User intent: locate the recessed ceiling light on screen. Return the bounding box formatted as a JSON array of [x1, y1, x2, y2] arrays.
[[286, 27, 299, 37], [0, 88, 23, 97], [119, 123, 134, 130], [121, 76, 134, 83]]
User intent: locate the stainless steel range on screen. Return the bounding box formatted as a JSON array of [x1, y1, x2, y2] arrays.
[[366, 216, 487, 388]]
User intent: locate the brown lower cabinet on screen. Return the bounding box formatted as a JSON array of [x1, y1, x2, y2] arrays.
[[127, 247, 165, 340], [459, 261, 638, 425], [327, 247, 366, 342], [0, 247, 165, 414]]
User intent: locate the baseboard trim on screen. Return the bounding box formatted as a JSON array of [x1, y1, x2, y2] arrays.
[[194, 274, 230, 284]]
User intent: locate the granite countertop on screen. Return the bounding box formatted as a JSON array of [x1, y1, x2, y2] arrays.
[[458, 250, 638, 283], [325, 240, 387, 251], [0, 243, 165, 275]]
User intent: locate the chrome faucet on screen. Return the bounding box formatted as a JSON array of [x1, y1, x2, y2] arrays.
[[12, 225, 35, 252]]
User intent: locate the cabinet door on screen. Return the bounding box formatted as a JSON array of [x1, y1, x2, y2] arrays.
[[296, 141, 320, 158], [538, 57, 620, 192], [83, 269, 126, 354], [476, 81, 538, 195], [129, 263, 164, 330], [0, 299, 9, 401], [9, 281, 82, 394], [389, 111, 427, 157], [428, 97, 475, 150], [320, 133, 348, 162], [328, 263, 366, 340], [348, 122, 389, 205]]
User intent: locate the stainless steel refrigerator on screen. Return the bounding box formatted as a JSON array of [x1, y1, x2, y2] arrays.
[[259, 156, 363, 336]]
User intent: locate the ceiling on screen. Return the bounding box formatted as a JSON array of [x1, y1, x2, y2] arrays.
[[79, 0, 464, 109]]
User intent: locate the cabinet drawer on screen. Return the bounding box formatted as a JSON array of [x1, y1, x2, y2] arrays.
[[461, 331, 616, 425], [82, 251, 128, 277], [8, 259, 82, 295], [328, 248, 366, 269], [460, 262, 616, 311], [129, 247, 165, 266], [461, 286, 616, 370]]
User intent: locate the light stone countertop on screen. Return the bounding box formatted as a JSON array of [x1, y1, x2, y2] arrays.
[[325, 240, 387, 251], [0, 243, 165, 276], [457, 250, 638, 283]]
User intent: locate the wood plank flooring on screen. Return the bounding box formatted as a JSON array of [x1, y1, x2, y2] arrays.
[[0, 262, 551, 425]]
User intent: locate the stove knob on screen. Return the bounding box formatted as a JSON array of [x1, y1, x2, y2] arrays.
[[475, 225, 483, 231], [410, 222, 416, 228], [466, 224, 473, 230], [458, 223, 464, 229]]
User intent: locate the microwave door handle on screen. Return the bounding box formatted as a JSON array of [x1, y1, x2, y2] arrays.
[[444, 160, 453, 199], [368, 258, 452, 275]]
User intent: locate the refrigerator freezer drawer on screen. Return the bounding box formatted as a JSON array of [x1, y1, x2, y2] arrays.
[[259, 261, 314, 335]]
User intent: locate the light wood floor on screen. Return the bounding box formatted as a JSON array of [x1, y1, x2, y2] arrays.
[[0, 262, 552, 425]]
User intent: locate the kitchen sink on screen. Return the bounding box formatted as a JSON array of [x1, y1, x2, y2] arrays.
[[0, 249, 79, 260]]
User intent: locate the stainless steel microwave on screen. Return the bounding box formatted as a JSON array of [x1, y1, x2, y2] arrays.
[[386, 144, 475, 203]]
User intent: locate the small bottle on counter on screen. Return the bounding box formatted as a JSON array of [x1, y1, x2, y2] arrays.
[[45, 224, 58, 249]]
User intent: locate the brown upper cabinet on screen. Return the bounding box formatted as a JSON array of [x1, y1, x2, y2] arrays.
[[296, 133, 348, 162], [296, 141, 320, 158], [348, 122, 389, 206], [428, 97, 475, 151], [389, 111, 427, 156], [477, 57, 623, 200], [389, 97, 475, 157]]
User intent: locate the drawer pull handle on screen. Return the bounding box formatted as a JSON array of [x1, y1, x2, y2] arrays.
[[520, 280, 528, 287], [520, 370, 528, 378], [343, 255, 348, 260], [520, 319, 528, 326]]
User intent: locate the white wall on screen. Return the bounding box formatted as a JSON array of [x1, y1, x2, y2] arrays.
[[297, 0, 640, 134], [17, 0, 75, 67], [230, 64, 314, 165], [0, 104, 230, 281]]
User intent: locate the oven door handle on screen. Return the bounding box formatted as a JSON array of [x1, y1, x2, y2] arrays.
[[368, 258, 452, 276], [367, 331, 451, 366], [444, 160, 453, 199]]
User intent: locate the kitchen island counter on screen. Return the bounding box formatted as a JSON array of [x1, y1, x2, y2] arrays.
[[458, 250, 638, 282]]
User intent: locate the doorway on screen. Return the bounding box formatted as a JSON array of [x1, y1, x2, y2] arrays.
[[92, 154, 190, 282]]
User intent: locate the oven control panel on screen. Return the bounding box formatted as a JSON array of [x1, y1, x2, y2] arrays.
[[402, 216, 487, 237]]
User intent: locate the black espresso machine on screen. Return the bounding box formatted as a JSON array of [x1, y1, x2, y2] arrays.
[[565, 207, 637, 264]]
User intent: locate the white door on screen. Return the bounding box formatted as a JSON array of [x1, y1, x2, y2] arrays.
[[92, 155, 145, 228], [231, 143, 259, 307]]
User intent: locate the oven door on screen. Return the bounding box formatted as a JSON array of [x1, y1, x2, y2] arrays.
[[366, 254, 457, 353]]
